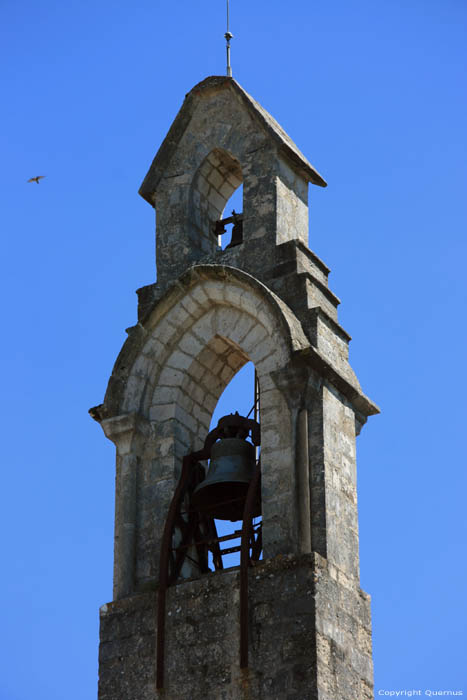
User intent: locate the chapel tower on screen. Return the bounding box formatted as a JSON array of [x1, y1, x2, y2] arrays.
[[90, 76, 379, 699]]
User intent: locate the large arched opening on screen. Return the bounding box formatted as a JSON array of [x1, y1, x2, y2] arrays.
[[112, 268, 309, 591]]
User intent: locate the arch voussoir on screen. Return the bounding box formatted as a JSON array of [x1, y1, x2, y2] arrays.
[[104, 265, 310, 427]]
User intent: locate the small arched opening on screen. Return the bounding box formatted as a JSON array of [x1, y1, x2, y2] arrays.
[[219, 183, 244, 250], [190, 148, 243, 255]]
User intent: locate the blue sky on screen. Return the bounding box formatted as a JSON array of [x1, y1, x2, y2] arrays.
[[1, 1, 466, 698]]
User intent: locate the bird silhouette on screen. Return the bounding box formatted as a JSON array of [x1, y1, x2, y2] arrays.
[[27, 176, 45, 184]]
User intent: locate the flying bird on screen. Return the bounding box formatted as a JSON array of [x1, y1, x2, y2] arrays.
[[27, 175, 45, 184]]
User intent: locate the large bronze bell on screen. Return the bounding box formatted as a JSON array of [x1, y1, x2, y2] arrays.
[[191, 435, 259, 521]]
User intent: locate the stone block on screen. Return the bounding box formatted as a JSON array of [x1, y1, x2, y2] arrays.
[[178, 330, 205, 358], [241, 322, 269, 356], [186, 359, 206, 383], [213, 307, 243, 339], [189, 284, 210, 309], [121, 375, 145, 412], [158, 367, 185, 388], [191, 310, 216, 341], [154, 317, 178, 348], [176, 390, 194, 415], [149, 403, 176, 422], [202, 280, 226, 304], [177, 294, 201, 320], [219, 180, 235, 200], [166, 348, 194, 372], [207, 167, 224, 189], [197, 174, 210, 197], [230, 313, 255, 346], [256, 349, 285, 375], [239, 290, 261, 317]]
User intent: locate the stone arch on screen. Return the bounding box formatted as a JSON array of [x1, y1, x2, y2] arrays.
[[126, 278, 296, 465], [102, 266, 311, 589], [142, 307, 290, 566], [189, 148, 243, 254], [148, 312, 279, 454], [115, 266, 309, 423]]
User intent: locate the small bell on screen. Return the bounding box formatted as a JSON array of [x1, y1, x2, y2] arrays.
[[191, 436, 259, 521], [226, 210, 243, 249]]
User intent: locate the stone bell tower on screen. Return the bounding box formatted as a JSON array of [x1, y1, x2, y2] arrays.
[[90, 76, 379, 700]]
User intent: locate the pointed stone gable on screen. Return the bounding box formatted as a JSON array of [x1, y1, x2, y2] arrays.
[[139, 75, 326, 206]]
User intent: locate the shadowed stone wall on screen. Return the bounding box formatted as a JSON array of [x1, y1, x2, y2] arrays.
[[98, 554, 373, 700]]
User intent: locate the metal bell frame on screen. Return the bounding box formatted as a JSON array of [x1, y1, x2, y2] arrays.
[[156, 412, 262, 690]]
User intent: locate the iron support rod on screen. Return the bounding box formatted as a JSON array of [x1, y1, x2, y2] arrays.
[[296, 408, 312, 553], [254, 369, 260, 461], [173, 529, 243, 551], [226, 42, 232, 77], [239, 462, 261, 668], [156, 454, 194, 690]]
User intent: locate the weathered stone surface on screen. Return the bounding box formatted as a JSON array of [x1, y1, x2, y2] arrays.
[[137, 78, 325, 289], [139, 76, 326, 203], [98, 554, 372, 700], [92, 74, 379, 700]]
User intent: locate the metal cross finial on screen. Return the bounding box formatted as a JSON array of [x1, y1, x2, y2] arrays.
[[225, 0, 233, 77]]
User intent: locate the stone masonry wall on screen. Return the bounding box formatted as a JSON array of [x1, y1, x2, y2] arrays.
[[98, 553, 372, 700], [95, 75, 379, 700], [321, 384, 360, 579], [149, 83, 311, 286], [96, 265, 377, 695]]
